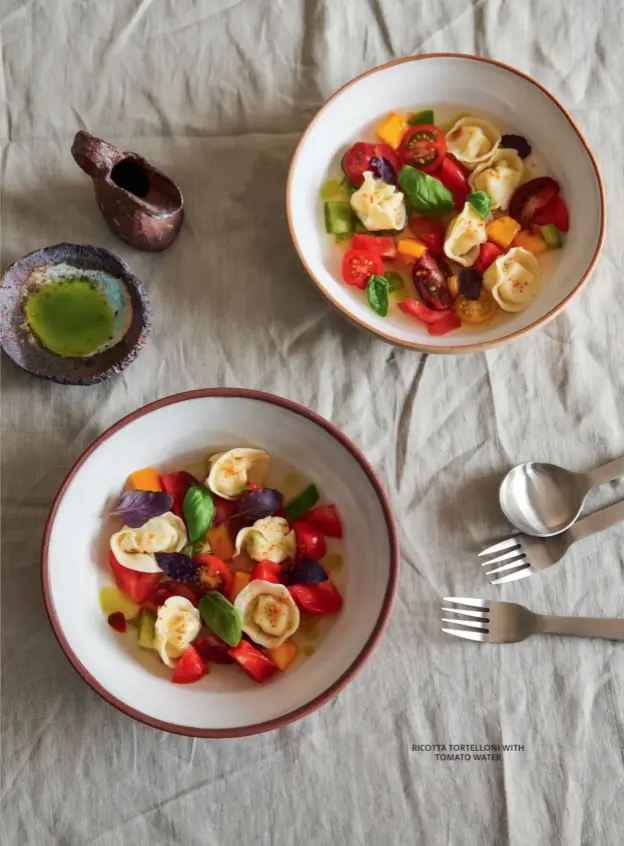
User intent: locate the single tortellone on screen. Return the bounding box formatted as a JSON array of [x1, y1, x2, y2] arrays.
[[445, 117, 501, 168], [235, 516, 296, 564], [443, 201, 488, 267], [350, 171, 407, 231], [469, 148, 523, 211], [483, 247, 541, 312], [206, 448, 270, 500], [110, 513, 187, 573], [153, 596, 201, 667], [234, 579, 300, 649]]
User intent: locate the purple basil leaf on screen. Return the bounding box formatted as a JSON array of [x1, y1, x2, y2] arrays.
[[458, 267, 483, 301], [281, 558, 328, 586], [234, 488, 283, 522], [155, 552, 195, 582], [109, 490, 173, 528], [500, 134, 532, 160], [370, 156, 397, 185]]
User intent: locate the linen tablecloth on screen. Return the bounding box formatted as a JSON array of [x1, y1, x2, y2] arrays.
[[2, 1, 623, 843]]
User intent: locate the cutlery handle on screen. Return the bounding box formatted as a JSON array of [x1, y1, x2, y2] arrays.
[[586, 455, 624, 487], [568, 499, 624, 542], [540, 615, 624, 640]]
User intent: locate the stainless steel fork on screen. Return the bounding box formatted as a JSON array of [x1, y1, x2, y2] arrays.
[[479, 499, 624, 584], [442, 597, 624, 643]]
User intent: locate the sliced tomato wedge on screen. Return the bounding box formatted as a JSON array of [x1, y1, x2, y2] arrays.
[[437, 156, 470, 209], [398, 124, 446, 173], [213, 495, 237, 526], [473, 242, 505, 275], [399, 300, 461, 336], [251, 560, 282, 583], [342, 142, 400, 187], [193, 554, 233, 597], [172, 645, 206, 684], [509, 177, 559, 228], [108, 551, 161, 604], [531, 194, 569, 231], [352, 234, 396, 259], [159, 471, 197, 521], [342, 249, 384, 290], [149, 580, 199, 609], [288, 581, 343, 615], [408, 215, 445, 255], [228, 640, 279, 683], [194, 632, 234, 664], [292, 521, 327, 561], [300, 504, 343, 538]]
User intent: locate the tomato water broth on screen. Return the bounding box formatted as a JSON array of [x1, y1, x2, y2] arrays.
[[148, 449, 347, 660], [321, 103, 566, 331]]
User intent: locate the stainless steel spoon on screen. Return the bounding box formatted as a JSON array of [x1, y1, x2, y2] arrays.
[[499, 456, 624, 537]]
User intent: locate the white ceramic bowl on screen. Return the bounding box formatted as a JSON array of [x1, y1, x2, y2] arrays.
[[287, 54, 605, 353], [42, 390, 398, 737]]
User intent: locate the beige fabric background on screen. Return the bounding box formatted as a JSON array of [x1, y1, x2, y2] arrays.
[[2, 1, 624, 844]]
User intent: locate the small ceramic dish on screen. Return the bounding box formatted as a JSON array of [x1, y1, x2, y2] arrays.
[[42, 389, 398, 737], [287, 53, 605, 353], [0, 242, 151, 384]]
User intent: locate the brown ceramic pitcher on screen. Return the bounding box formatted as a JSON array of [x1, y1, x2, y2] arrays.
[[71, 131, 184, 252]]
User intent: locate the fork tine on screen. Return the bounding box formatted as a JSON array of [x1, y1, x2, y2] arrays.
[[442, 597, 488, 608], [441, 616, 487, 630], [442, 627, 488, 642], [480, 548, 525, 567], [490, 565, 533, 585], [441, 606, 488, 619], [478, 536, 521, 557], [485, 557, 529, 576]]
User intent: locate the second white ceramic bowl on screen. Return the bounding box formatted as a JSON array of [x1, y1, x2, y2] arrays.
[[287, 54, 605, 353]]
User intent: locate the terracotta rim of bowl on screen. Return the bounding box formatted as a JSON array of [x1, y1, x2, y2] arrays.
[[286, 53, 606, 354], [41, 388, 400, 737]]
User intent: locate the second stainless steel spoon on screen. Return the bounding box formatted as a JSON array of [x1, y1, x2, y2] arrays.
[[499, 456, 624, 537]]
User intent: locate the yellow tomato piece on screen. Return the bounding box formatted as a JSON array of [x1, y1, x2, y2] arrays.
[[396, 238, 428, 261], [99, 586, 140, 619], [454, 289, 499, 325], [229, 571, 251, 603], [206, 524, 235, 561], [376, 112, 410, 149], [512, 230, 548, 255], [129, 467, 162, 492], [267, 639, 299, 672], [486, 217, 521, 250]]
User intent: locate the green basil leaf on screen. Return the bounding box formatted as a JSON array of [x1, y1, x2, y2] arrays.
[[408, 109, 434, 126], [284, 484, 320, 522], [384, 271, 405, 294], [398, 165, 454, 216], [467, 190, 491, 219], [199, 592, 242, 647], [183, 484, 215, 542], [367, 275, 390, 317]]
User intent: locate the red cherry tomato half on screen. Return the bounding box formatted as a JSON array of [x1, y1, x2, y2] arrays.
[[109, 550, 161, 604], [288, 581, 343, 615], [172, 645, 206, 684], [342, 142, 400, 187], [398, 301, 461, 336], [251, 560, 282, 583], [300, 504, 343, 538], [159, 471, 198, 521], [399, 124, 447, 173], [531, 194, 569, 232], [412, 253, 453, 310], [437, 156, 470, 209], [212, 495, 237, 526], [341, 249, 384, 290], [149, 580, 199, 609], [473, 241, 505, 275], [352, 234, 396, 259], [194, 632, 234, 664], [107, 611, 127, 633], [192, 554, 234, 597], [228, 640, 279, 683], [509, 177, 560, 228], [408, 215, 446, 255], [293, 521, 327, 560]]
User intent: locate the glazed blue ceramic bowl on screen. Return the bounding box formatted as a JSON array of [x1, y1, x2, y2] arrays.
[[0, 243, 151, 385]]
